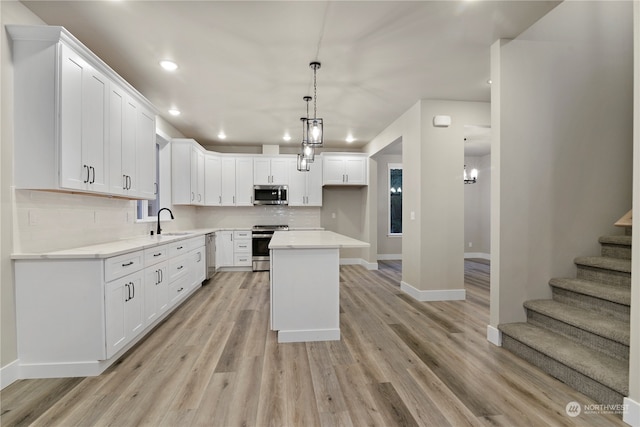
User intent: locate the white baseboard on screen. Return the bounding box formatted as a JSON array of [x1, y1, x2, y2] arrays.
[[377, 254, 401, 260], [340, 258, 378, 270], [400, 281, 465, 301], [486, 325, 502, 346], [464, 252, 491, 260], [0, 359, 20, 390], [277, 328, 340, 343], [624, 397, 640, 427]]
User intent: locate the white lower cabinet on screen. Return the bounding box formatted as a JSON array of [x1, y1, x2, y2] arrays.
[[143, 261, 169, 326], [215, 230, 252, 269], [105, 270, 144, 359], [13, 235, 207, 378]]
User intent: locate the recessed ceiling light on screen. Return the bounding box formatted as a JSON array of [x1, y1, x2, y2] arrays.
[[346, 135, 356, 143], [218, 131, 227, 140], [283, 134, 292, 142], [160, 60, 178, 71], [168, 108, 181, 116]]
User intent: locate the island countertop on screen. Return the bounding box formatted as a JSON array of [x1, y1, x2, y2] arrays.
[[269, 230, 369, 250]]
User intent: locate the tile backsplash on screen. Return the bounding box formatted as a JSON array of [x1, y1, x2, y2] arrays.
[[13, 189, 320, 254], [13, 189, 196, 253], [195, 205, 321, 230]]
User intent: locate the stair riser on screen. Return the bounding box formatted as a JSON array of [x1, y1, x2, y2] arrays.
[[526, 310, 629, 361], [576, 265, 630, 287], [601, 244, 631, 260], [501, 335, 625, 406], [551, 288, 630, 323]]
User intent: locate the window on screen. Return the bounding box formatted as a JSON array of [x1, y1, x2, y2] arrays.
[[389, 163, 402, 235], [137, 140, 161, 221]]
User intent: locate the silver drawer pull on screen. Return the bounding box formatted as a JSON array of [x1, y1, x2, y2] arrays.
[[153, 253, 162, 257], [122, 261, 134, 267], [177, 265, 184, 270], [177, 246, 184, 250]]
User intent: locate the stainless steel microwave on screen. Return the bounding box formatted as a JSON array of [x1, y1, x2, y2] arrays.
[[253, 185, 288, 205]]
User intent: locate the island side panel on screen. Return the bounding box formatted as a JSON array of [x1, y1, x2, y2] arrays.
[[270, 247, 340, 342]]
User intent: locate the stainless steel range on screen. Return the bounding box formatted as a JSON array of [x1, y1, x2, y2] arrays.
[[252, 225, 289, 271]]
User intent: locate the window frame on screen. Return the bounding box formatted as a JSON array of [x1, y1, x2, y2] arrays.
[[388, 163, 403, 236]]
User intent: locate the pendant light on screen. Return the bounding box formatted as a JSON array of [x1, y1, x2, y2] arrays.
[[301, 96, 315, 163], [305, 61, 323, 146], [297, 96, 314, 171]]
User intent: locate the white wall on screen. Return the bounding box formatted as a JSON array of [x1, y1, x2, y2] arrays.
[[626, 1, 640, 423], [490, 1, 633, 329]]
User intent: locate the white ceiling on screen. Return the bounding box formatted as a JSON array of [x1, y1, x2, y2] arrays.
[[21, 0, 559, 150]]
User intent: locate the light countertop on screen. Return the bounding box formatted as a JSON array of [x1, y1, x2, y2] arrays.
[[269, 230, 369, 249], [11, 228, 226, 260]]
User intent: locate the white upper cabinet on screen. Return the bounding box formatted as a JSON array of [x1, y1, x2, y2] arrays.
[[171, 139, 205, 205], [59, 44, 109, 194], [254, 157, 289, 185], [220, 157, 237, 206], [7, 25, 156, 200], [235, 157, 255, 206], [204, 154, 222, 206], [288, 157, 323, 206], [322, 153, 368, 186], [109, 86, 156, 199]]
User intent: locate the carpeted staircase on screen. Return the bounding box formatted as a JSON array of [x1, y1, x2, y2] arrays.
[[499, 233, 631, 406]]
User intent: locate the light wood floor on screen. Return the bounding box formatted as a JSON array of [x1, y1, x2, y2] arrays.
[[1, 260, 628, 426]]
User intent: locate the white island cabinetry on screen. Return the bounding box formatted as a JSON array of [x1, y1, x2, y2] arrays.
[[13, 234, 206, 378], [269, 230, 369, 343]]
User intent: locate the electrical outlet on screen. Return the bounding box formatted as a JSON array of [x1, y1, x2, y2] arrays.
[[331, 212, 336, 219], [28, 210, 38, 226], [468, 242, 473, 248], [410, 211, 415, 220]]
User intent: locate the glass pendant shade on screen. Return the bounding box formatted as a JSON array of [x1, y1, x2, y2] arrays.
[[302, 143, 315, 162], [305, 118, 323, 146], [297, 153, 310, 172]]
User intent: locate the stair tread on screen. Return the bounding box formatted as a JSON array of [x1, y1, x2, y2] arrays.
[[549, 277, 631, 306], [574, 256, 631, 273], [524, 299, 630, 345], [598, 235, 632, 246], [499, 322, 629, 395]]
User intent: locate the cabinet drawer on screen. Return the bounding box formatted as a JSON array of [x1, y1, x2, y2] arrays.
[[234, 240, 251, 253], [234, 230, 251, 239], [168, 254, 189, 282], [187, 235, 205, 250], [168, 274, 191, 307], [144, 244, 169, 266], [167, 240, 190, 257], [105, 251, 144, 282], [234, 253, 252, 266]]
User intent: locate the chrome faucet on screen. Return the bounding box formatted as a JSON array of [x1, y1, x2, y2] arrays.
[[156, 208, 174, 235]]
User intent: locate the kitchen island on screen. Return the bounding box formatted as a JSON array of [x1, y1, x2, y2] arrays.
[[269, 230, 369, 343]]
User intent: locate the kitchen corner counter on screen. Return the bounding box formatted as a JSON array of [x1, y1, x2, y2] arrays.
[[11, 228, 218, 260], [269, 230, 369, 250]]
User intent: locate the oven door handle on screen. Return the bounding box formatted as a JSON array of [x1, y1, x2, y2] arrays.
[[252, 234, 274, 238]]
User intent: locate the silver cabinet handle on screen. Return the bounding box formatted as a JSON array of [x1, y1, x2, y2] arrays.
[[83, 165, 90, 183], [123, 174, 127, 190]]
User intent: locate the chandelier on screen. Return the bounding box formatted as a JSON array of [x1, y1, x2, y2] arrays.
[[464, 165, 478, 184]]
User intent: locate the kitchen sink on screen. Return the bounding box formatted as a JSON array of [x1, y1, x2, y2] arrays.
[[161, 232, 192, 236]]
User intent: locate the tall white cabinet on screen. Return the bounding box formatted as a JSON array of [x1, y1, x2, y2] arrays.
[[7, 25, 157, 200]]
